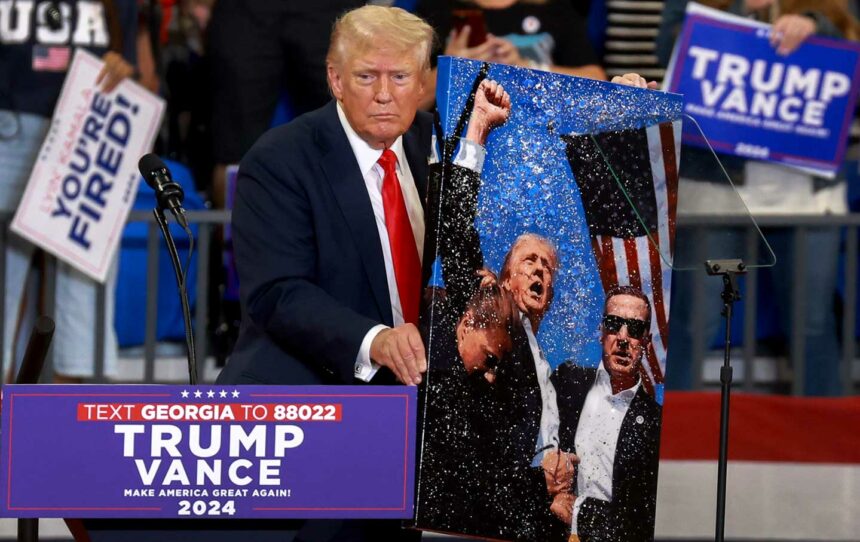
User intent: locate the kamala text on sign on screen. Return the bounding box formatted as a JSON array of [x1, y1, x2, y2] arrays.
[[666, 3, 860, 177], [0, 385, 416, 519]]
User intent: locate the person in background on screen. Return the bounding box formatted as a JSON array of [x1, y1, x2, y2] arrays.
[[414, 0, 607, 108], [656, 0, 859, 395], [1, 0, 139, 383], [206, 0, 363, 208]]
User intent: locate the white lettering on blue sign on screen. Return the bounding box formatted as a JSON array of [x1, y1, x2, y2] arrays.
[[687, 45, 850, 128]]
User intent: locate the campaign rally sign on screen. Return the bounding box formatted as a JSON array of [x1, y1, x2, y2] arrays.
[[665, 2, 860, 177], [11, 49, 165, 282], [0, 385, 416, 519]]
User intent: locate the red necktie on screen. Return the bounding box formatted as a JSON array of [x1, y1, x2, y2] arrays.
[[378, 149, 421, 325]]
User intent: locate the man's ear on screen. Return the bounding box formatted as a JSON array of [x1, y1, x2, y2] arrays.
[[327, 63, 344, 101]]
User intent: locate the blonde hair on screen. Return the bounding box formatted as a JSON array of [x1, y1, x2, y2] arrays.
[[327, 5, 435, 70]]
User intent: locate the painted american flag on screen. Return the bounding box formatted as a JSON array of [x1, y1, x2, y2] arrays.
[[32, 45, 71, 72], [563, 121, 682, 396]]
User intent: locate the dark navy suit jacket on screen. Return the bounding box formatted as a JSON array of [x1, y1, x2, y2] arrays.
[[552, 363, 661, 542], [217, 100, 432, 386]]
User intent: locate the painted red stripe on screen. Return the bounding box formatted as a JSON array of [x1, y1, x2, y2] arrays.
[[648, 239, 670, 352], [660, 392, 860, 464], [624, 238, 641, 290], [598, 235, 618, 291], [659, 122, 679, 256]]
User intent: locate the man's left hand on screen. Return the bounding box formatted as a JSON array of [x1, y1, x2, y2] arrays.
[[97, 52, 135, 93], [611, 73, 658, 90], [550, 491, 575, 525]]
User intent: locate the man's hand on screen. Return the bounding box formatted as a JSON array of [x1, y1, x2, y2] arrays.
[[770, 14, 816, 56], [611, 73, 658, 90], [487, 35, 525, 67], [550, 491, 575, 525], [465, 79, 512, 145], [542, 449, 578, 496], [476, 267, 498, 288], [370, 324, 427, 385], [97, 52, 135, 93]]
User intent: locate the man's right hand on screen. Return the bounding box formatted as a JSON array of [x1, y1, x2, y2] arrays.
[[542, 449, 578, 496], [465, 79, 512, 145], [370, 324, 427, 385]]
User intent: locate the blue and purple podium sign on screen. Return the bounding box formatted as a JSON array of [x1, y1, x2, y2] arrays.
[[0, 385, 416, 519], [665, 3, 860, 177]]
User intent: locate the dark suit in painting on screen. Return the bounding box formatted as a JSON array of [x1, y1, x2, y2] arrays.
[[553, 363, 661, 542]]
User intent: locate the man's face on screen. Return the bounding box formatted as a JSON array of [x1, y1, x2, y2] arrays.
[[501, 238, 557, 320], [457, 320, 513, 376], [327, 43, 425, 150], [601, 294, 650, 381]]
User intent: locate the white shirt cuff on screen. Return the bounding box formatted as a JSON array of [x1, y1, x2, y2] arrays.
[[429, 135, 486, 174], [453, 139, 486, 173], [571, 495, 585, 535], [354, 324, 387, 382]]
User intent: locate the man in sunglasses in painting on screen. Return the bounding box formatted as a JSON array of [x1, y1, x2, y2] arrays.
[[550, 284, 661, 542]]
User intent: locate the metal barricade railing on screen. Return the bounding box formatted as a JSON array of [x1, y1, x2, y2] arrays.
[[0, 209, 231, 385], [679, 214, 860, 396], [0, 211, 858, 395]]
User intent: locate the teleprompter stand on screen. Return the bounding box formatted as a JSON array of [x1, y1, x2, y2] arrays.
[[705, 259, 746, 542]]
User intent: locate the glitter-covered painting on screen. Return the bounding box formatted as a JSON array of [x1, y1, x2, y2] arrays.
[[414, 57, 683, 541]]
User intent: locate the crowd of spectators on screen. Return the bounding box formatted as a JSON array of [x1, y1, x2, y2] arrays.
[[0, 0, 857, 395]]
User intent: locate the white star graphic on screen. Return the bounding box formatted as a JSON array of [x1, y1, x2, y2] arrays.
[[231, 390, 240, 398], [194, 390, 203, 398], [181, 390, 189, 398], [219, 390, 228, 398], [207, 390, 215, 398]]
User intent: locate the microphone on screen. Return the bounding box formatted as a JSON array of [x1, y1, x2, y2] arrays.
[[138, 153, 188, 228]]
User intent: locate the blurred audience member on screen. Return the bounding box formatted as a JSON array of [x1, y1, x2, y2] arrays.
[[207, 0, 363, 207], [415, 0, 606, 108], [657, 0, 858, 395], [1, 0, 139, 382]]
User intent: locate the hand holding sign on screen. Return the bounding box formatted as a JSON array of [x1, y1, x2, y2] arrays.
[[771, 14, 817, 56], [97, 51, 135, 93]]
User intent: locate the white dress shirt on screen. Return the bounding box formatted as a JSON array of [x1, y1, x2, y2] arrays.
[[571, 363, 641, 534], [522, 315, 560, 467], [337, 103, 486, 381]]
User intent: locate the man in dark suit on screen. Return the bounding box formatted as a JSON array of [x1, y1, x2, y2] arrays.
[[216, 5, 510, 540], [551, 285, 662, 542], [217, 6, 434, 391]]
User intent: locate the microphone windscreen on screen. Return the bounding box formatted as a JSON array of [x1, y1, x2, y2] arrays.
[[138, 153, 168, 189]]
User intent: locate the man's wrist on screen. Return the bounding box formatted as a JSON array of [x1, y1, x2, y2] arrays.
[[355, 324, 388, 381]]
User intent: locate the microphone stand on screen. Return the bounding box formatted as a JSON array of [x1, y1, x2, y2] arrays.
[[705, 258, 746, 542], [153, 207, 197, 385], [16, 316, 55, 542]]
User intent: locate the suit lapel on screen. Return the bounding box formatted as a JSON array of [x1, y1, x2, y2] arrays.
[[403, 112, 430, 208], [316, 101, 393, 325]]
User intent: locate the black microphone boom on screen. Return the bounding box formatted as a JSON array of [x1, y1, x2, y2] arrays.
[[138, 153, 188, 228], [137, 152, 198, 385]]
